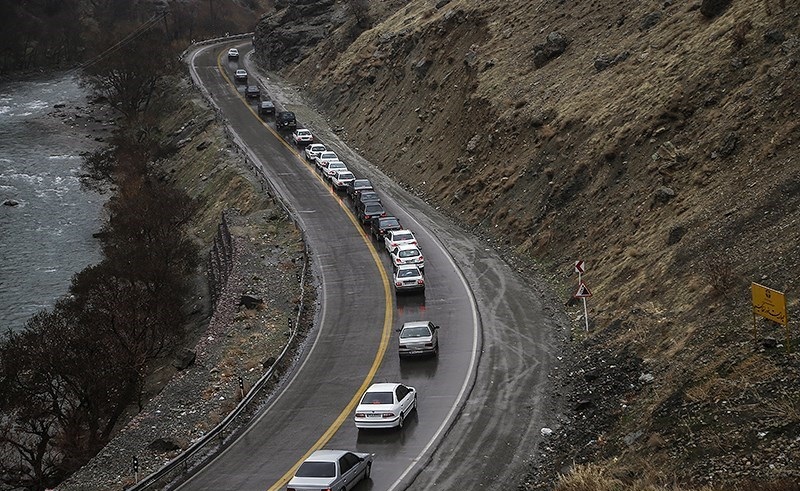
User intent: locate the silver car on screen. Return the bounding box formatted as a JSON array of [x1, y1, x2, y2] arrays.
[[287, 449, 373, 491], [397, 320, 439, 357]]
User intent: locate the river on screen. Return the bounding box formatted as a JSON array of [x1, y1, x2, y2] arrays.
[[0, 72, 108, 333]]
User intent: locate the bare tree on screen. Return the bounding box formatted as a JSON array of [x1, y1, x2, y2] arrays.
[[345, 0, 371, 28]]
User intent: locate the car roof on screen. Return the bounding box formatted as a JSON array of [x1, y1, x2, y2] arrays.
[[395, 264, 421, 272], [395, 243, 419, 251], [390, 229, 413, 235], [402, 320, 432, 329], [306, 449, 351, 461], [366, 382, 402, 391]]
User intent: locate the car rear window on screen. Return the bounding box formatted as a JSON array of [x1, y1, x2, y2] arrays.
[[397, 268, 419, 278], [338, 172, 354, 180], [295, 461, 336, 478], [401, 326, 430, 338], [365, 204, 383, 212], [394, 233, 413, 241], [361, 391, 393, 404], [398, 249, 420, 258], [382, 218, 400, 228]]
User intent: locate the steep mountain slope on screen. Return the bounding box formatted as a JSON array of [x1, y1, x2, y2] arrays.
[[255, 0, 799, 488]]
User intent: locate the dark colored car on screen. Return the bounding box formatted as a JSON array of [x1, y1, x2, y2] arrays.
[[370, 216, 402, 241], [347, 179, 374, 201], [259, 100, 275, 116], [354, 191, 381, 214], [359, 202, 386, 224], [276, 111, 297, 130], [245, 85, 260, 99]]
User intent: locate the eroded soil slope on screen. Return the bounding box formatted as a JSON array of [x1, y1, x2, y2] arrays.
[[256, 0, 799, 487]]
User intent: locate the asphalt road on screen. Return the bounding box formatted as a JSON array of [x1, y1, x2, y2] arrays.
[[180, 41, 569, 491]]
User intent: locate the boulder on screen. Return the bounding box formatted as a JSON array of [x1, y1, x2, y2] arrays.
[[533, 31, 570, 68], [172, 349, 196, 370], [147, 436, 185, 453]]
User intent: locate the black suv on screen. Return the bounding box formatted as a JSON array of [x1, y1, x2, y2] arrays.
[[347, 179, 373, 201], [354, 191, 381, 214], [259, 100, 275, 116], [276, 111, 297, 130], [370, 216, 402, 241], [245, 85, 260, 99]]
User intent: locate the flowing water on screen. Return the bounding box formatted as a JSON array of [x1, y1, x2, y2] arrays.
[[0, 73, 108, 333]]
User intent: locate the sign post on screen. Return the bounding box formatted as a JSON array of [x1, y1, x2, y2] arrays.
[[751, 282, 790, 351], [573, 261, 592, 331]]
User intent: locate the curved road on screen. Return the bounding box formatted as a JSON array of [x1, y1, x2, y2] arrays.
[[182, 41, 567, 491]]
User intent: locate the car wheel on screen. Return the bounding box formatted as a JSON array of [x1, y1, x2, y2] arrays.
[[365, 462, 372, 479], [412, 396, 417, 412], [398, 413, 404, 429]]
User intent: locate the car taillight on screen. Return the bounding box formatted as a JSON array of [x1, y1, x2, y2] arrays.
[[382, 413, 396, 418], [380, 212, 386, 217], [418, 279, 424, 285], [425, 343, 433, 347], [395, 282, 402, 286], [419, 256, 424, 261], [355, 412, 366, 418], [395, 258, 401, 263], [411, 240, 417, 245]]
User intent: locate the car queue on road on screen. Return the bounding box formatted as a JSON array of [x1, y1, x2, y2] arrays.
[[225, 49, 441, 489]]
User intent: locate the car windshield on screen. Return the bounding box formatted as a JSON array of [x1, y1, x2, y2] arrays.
[[295, 461, 336, 478], [397, 268, 419, 278], [398, 249, 420, 258], [393, 233, 414, 241], [361, 391, 393, 404], [401, 326, 431, 338]]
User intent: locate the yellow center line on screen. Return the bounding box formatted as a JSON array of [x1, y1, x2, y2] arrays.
[[214, 46, 393, 491]]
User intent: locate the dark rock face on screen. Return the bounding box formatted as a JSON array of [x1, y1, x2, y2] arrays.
[[700, 0, 732, 18], [253, 0, 337, 71]]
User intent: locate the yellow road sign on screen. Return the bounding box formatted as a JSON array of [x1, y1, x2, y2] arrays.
[[751, 282, 788, 326]]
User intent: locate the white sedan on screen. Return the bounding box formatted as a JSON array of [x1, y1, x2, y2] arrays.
[[354, 382, 417, 429], [304, 143, 326, 161], [286, 449, 374, 491], [331, 170, 356, 191], [323, 161, 348, 180], [314, 151, 339, 171], [390, 244, 424, 270], [393, 264, 425, 294], [384, 229, 417, 253], [227, 48, 239, 59], [292, 128, 314, 146]]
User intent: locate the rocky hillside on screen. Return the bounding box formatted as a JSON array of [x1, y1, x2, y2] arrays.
[[254, 0, 799, 488]]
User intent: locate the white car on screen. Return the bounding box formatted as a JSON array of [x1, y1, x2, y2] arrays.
[[227, 48, 239, 60], [286, 449, 374, 491], [390, 244, 424, 270], [292, 128, 314, 146], [393, 264, 425, 294], [354, 382, 417, 429], [397, 320, 439, 357], [384, 229, 417, 253], [323, 161, 348, 180], [304, 143, 326, 161], [314, 151, 339, 171], [234, 69, 247, 83], [331, 170, 356, 191]]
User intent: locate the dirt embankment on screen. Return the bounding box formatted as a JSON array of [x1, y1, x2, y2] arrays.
[[256, 0, 800, 488]]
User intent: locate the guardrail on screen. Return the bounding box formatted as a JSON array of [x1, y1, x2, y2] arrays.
[[129, 37, 312, 491]]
